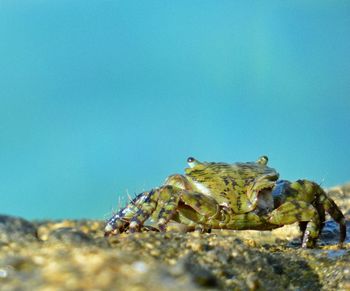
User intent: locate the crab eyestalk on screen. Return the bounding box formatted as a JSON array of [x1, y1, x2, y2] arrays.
[[187, 157, 200, 168], [256, 155, 269, 165]]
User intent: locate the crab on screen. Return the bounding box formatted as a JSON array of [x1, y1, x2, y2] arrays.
[[105, 156, 346, 248]]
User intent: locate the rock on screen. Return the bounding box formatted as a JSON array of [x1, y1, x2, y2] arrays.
[[0, 214, 38, 243], [182, 252, 221, 288], [34, 219, 105, 241], [47, 227, 94, 245], [0, 221, 349, 290]]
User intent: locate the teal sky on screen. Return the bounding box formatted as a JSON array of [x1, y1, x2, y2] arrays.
[[1, 1, 350, 219]]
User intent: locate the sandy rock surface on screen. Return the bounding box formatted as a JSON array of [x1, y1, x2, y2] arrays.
[[0, 183, 349, 290]]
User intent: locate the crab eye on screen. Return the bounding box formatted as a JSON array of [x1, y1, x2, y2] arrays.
[[187, 157, 199, 168], [257, 155, 269, 165], [187, 157, 195, 163]]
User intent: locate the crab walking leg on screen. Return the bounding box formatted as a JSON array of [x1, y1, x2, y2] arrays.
[[268, 201, 320, 248], [164, 174, 193, 189], [105, 191, 149, 235], [146, 188, 219, 231], [181, 191, 222, 230], [165, 175, 219, 217], [156, 192, 181, 231], [128, 188, 162, 232], [298, 203, 326, 245], [152, 190, 220, 229], [164, 174, 221, 228], [129, 185, 194, 232], [277, 180, 346, 247], [181, 192, 219, 218], [315, 187, 346, 246]]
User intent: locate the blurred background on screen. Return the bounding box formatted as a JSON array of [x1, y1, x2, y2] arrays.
[[1, 1, 350, 219]]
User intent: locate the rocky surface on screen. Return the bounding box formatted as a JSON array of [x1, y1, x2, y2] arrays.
[[0, 183, 350, 290]]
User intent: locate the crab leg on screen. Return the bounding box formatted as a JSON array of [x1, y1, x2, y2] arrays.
[[181, 192, 219, 218], [127, 185, 185, 232], [318, 189, 346, 246], [128, 189, 160, 232], [268, 201, 321, 248], [155, 192, 181, 231], [104, 191, 149, 235], [131, 188, 222, 232], [140, 188, 219, 232], [273, 179, 346, 247]]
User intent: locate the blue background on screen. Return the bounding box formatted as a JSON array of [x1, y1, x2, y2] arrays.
[[1, 1, 350, 219]]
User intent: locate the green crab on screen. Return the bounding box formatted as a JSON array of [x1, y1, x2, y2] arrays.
[[105, 156, 346, 248]]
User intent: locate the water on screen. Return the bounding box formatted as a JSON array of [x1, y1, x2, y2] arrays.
[[1, 1, 350, 219]]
